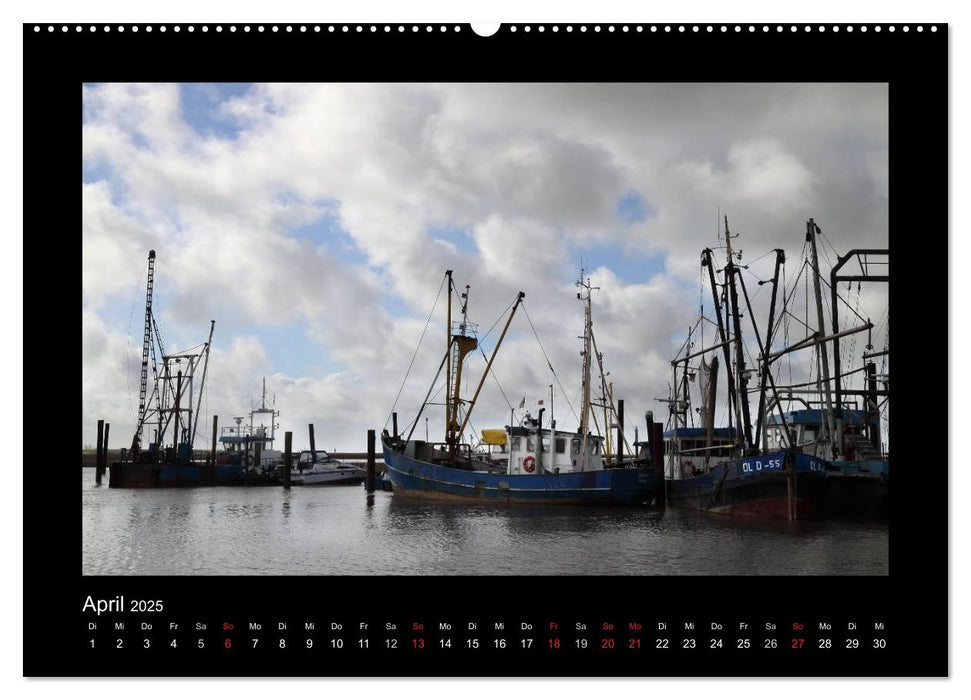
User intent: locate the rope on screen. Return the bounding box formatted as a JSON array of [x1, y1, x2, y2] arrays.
[[386, 274, 447, 428]]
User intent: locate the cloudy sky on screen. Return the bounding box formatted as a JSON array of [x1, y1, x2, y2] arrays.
[[82, 83, 888, 452]]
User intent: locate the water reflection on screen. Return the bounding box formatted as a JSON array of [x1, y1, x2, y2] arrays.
[[82, 476, 887, 577]]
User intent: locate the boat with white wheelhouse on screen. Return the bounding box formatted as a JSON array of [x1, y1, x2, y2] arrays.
[[382, 270, 659, 505]]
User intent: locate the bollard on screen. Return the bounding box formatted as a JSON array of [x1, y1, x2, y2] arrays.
[[366, 429, 376, 493], [283, 432, 292, 490], [95, 419, 104, 485]]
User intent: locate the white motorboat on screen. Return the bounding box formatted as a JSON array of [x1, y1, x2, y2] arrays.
[[291, 450, 367, 485]]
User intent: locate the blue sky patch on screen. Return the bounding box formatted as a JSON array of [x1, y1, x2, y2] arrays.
[[180, 83, 253, 141], [616, 191, 656, 224], [428, 224, 478, 255]]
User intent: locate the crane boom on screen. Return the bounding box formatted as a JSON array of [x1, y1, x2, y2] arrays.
[[131, 250, 157, 455]]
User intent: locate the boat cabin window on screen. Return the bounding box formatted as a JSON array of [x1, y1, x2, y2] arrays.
[[572, 438, 581, 454], [527, 437, 536, 452], [542, 438, 550, 451], [802, 428, 817, 443], [555, 438, 566, 454], [510, 436, 521, 450]]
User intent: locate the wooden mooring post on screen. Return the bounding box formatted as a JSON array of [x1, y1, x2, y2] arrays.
[[392, 412, 398, 439], [102, 422, 110, 473], [366, 429, 376, 493], [210, 415, 218, 466], [209, 415, 218, 483], [283, 432, 292, 490], [95, 419, 105, 485], [617, 399, 624, 465], [309, 423, 317, 463], [651, 417, 665, 508]]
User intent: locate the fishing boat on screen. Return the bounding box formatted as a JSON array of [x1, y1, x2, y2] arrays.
[[661, 219, 830, 519], [109, 251, 244, 487], [761, 221, 889, 518], [382, 270, 659, 505], [764, 409, 887, 518], [291, 450, 366, 485], [215, 378, 285, 485]]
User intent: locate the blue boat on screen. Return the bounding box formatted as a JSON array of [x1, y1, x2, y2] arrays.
[[382, 270, 659, 506], [109, 458, 246, 488], [382, 433, 658, 505], [662, 444, 829, 519], [660, 217, 888, 519], [764, 409, 888, 519]]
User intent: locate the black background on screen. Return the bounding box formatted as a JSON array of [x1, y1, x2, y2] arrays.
[[23, 22, 947, 677]]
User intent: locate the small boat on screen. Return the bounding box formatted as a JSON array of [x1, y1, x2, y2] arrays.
[[291, 450, 366, 485], [382, 270, 659, 505], [215, 378, 285, 485]]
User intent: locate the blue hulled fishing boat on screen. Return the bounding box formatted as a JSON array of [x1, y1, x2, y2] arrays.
[[382, 271, 659, 505]]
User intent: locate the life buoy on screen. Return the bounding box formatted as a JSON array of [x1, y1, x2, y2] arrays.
[[522, 456, 536, 473]]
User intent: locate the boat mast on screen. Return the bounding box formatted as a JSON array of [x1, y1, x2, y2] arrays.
[[446, 283, 478, 456], [456, 291, 525, 440], [189, 320, 215, 449], [577, 271, 598, 466], [722, 216, 753, 452], [701, 248, 740, 452], [131, 250, 157, 456], [445, 270, 453, 451], [806, 218, 837, 455], [753, 250, 786, 450]]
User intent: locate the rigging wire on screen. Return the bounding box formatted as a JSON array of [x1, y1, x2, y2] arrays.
[[521, 302, 581, 425], [385, 274, 447, 428]]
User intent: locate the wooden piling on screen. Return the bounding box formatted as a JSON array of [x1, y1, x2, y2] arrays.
[[617, 399, 624, 465], [392, 412, 398, 439], [283, 432, 292, 489], [366, 429, 376, 493], [103, 422, 110, 474], [309, 423, 317, 464], [95, 419, 104, 485], [210, 415, 218, 467], [651, 421, 666, 508]]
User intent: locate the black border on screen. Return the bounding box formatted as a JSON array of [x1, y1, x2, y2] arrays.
[[24, 22, 947, 677]]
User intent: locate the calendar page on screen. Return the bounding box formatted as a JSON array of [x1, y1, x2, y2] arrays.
[[22, 20, 946, 677]]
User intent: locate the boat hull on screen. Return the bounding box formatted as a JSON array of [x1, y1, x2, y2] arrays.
[[665, 451, 828, 519], [108, 461, 247, 488], [292, 469, 366, 486], [822, 460, 888, 519], [382, 439, 658, 505]]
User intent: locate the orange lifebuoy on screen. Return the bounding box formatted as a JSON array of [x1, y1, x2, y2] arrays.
[[522, 456, 536, 473]]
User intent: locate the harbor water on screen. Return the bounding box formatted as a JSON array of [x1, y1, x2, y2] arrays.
[[82, 473, 888, 576]]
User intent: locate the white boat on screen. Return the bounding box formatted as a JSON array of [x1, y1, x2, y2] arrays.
[[291, 450, 367, 486]]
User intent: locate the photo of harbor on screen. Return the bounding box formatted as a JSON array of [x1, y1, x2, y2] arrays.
[[82, 83, 889, 576]]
